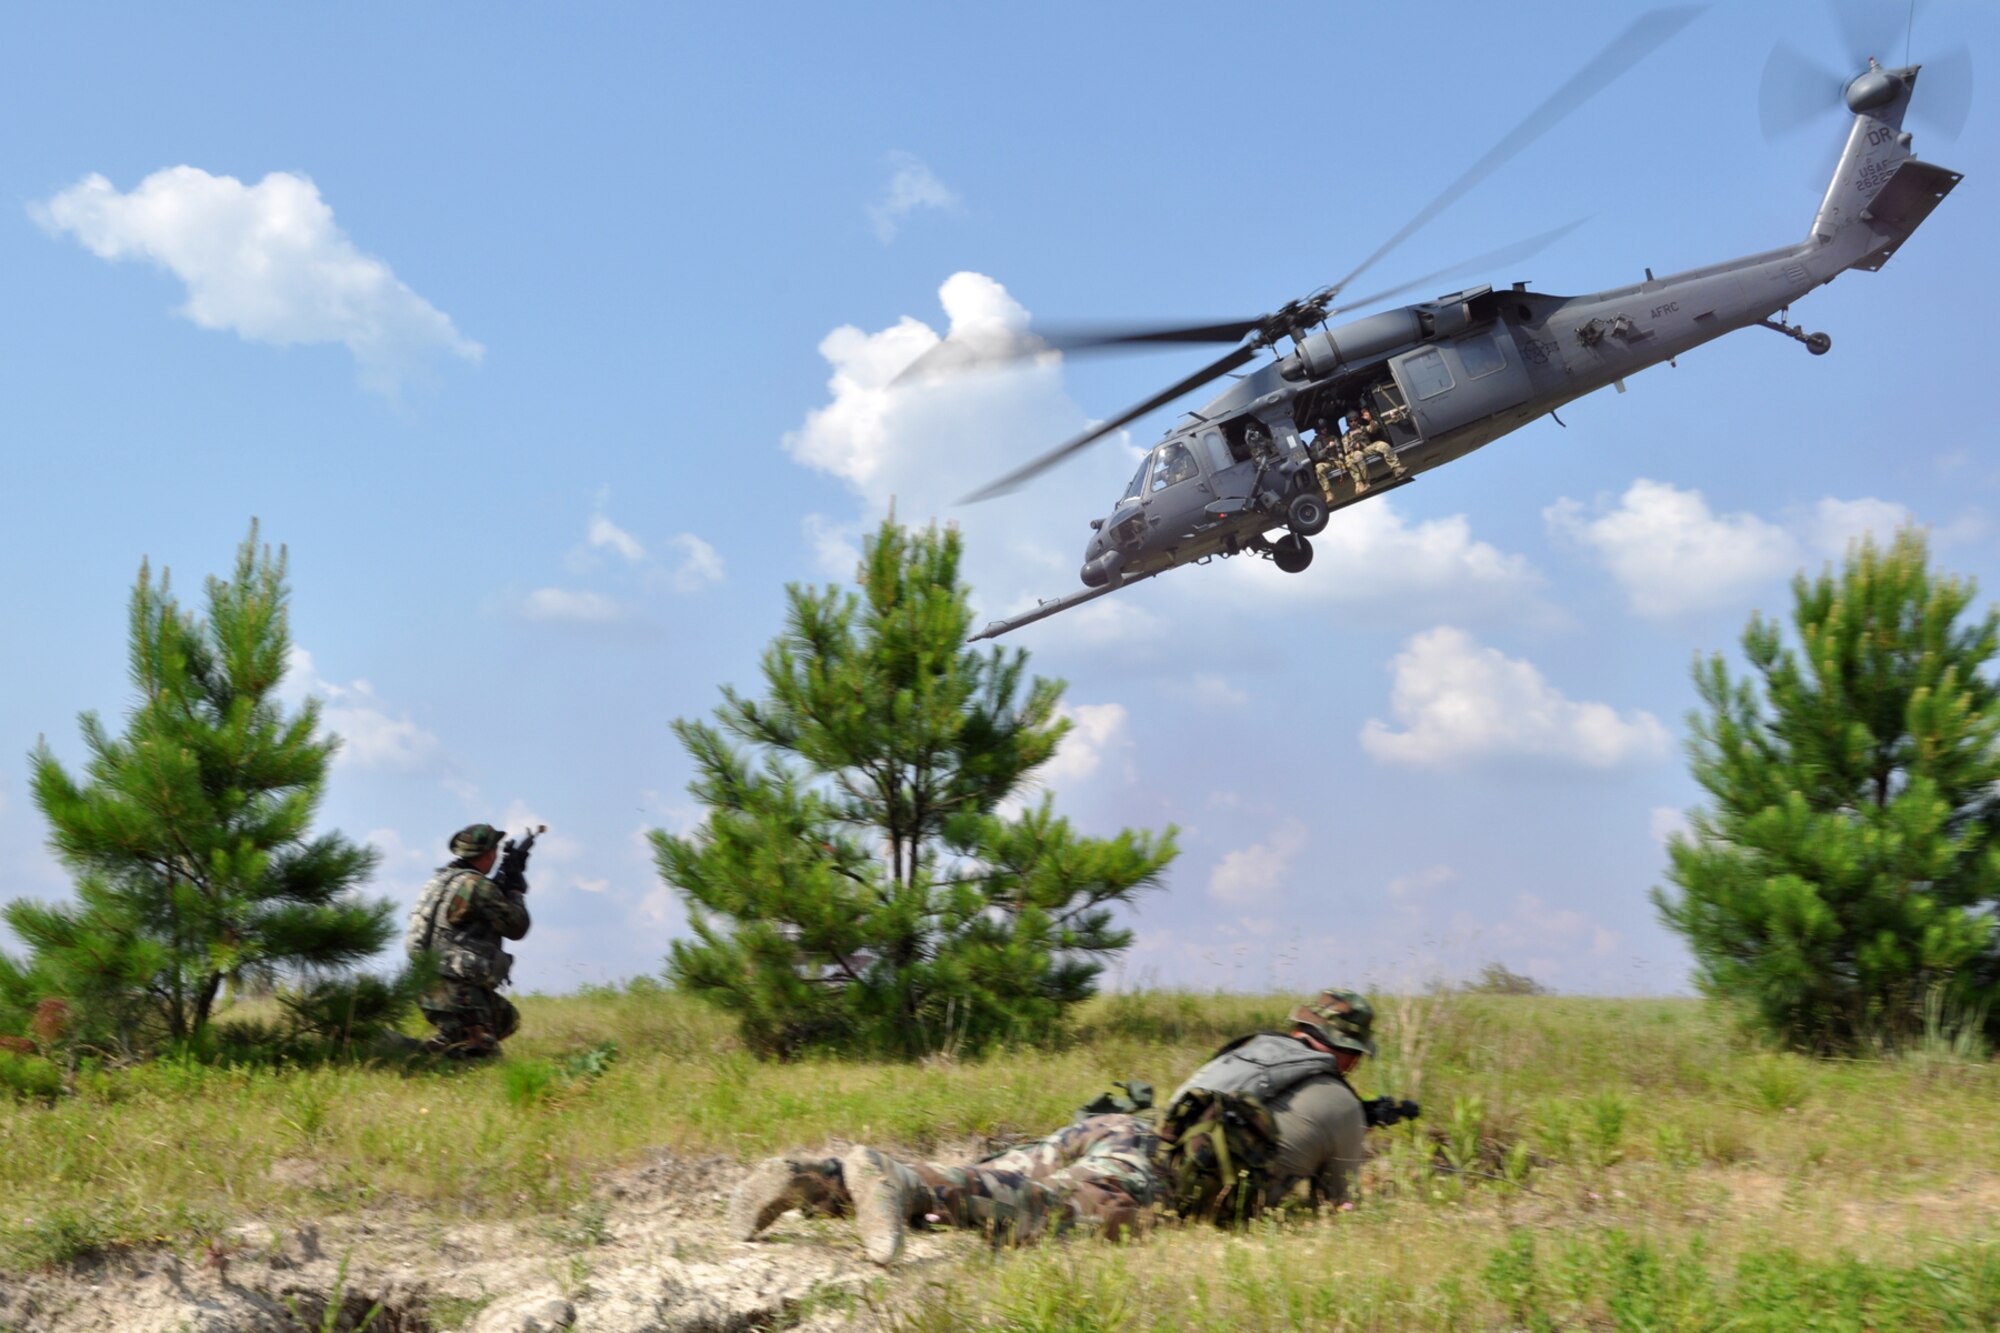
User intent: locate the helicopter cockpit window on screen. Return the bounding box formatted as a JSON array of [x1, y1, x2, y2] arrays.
[[1119, 457, 1147, 505], [1404, 347, 1455, 400], [1149, 442, 1197, 492]]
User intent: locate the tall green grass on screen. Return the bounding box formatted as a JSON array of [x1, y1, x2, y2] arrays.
[[2, 982, 1995, 1331]]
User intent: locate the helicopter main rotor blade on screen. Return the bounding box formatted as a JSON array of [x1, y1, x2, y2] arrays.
[[890, 317, 1261, 386], [1031, 319, 1266, 352], [958, 343, 1259, 504], [1331, 218, 1591, 315], [1321, 6, 1703, 306]]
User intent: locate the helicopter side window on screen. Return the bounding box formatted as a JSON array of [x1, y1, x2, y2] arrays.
[[1404, 347, 1455, 400], [1150, 442, 1197, 492], [1199, 429, 1233, 474], [1457, 335, 1506, 380]]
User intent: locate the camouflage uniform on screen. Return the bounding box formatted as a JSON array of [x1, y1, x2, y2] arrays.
[[729, 1115, 1159, 1265], [732, 987, 1387, 1263], [889, 1112, 1161, 1242], [410, 824, 531, 1058], [1311, 420, 1344, 502], [1340, 416, 1405, 494]]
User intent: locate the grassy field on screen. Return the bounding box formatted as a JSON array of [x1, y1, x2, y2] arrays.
[[3, 984, 1998, 1329]]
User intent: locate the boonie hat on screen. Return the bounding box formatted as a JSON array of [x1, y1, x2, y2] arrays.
[[1291, 988, 1376, 1057], [449, 823, 506, 857]]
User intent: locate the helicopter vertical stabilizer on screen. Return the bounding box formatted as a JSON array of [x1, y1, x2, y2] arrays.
[[1808, 62, 1960, 272]]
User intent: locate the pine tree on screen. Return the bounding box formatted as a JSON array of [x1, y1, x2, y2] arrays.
[[3, 523, 393, 1047], [653, 519, 1178, 1057], [1653, 528, 2000, 1052]]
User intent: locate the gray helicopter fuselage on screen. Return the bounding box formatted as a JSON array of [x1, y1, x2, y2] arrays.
[[974, 60, 1957, 642], [1075, 63, 1956, 590]]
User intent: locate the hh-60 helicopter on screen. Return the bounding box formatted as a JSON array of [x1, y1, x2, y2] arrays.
[[949, 8, 1966, 641]]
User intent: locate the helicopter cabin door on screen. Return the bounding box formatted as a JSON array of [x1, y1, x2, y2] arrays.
[[1140, 438, 1210, 535], [1388, 325, 1532, 440]]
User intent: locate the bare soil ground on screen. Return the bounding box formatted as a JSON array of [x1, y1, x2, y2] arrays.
[[0, 1149, 962, 1333], [9, 1151, 2000, 1332]]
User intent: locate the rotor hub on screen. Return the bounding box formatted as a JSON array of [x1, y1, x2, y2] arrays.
[[1845, 61, 1901, 115]]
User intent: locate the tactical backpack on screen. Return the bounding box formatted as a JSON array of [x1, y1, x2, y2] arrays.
[[405, 871, 453, 960], [1152, 1031, 1349, 1225], [1154, 1085, 1283, 1224]]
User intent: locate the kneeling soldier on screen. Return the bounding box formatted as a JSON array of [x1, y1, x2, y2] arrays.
[[406, 823, 532, 1059]]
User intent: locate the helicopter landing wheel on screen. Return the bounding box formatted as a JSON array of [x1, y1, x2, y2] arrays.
[[1805, 332, 1831, 356], [1286, 492, 1330, 537], [1272, 534, 1314, 574]]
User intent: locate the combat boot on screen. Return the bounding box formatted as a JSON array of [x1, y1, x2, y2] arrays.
[[841, 1148, 916, 1265], [728, 1157, 847, 1240]]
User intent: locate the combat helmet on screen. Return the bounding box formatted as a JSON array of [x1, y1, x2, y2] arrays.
[[1290, 988, 1376, 1057]]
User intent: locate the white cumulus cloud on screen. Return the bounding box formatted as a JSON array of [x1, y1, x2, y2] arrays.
[[782, 272, 1137, 634], [1213, 497, 1547, 623], [785, 271, 1055, 494], [284, 647, 442, 771], [1361, 627, 1671, 770], [34, 167, 481, 394], [1806, 496, 1914, 557], [1546, 480, 1915, 618], [868, 152, 962, 243], [1208, 818, 1311, 907]]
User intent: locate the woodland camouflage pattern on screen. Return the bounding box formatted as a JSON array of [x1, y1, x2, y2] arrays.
[[1154, 1086, 1282, 1224], [890, 1113, 1161, 1242], [448, 822, 506, 856], [1292, 988, 1376, 1055], [411, 863, 531, 1057]]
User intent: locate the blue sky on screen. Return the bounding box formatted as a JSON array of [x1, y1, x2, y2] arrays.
[[3, 2, 1995, 996]]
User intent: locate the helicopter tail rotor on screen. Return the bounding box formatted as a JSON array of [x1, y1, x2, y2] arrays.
[[1760, 41, 1848, 140], [1913, 43, 1973, 142], [1759, 1, 1974, 151]]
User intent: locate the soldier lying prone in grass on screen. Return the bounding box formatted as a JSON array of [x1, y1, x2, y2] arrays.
[[731, 988, 1415, 1264]]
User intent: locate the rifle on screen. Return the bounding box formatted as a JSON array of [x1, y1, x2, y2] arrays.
[[494, 824, 546, 895], [1362, 1096, 1421, 1130]]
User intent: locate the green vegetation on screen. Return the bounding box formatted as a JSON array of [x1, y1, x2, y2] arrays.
[[654, 519, 1178, 1058], [1, 985, 1995, 1330], [1656, 527, 2000, 1054], [0, 524, 395, 1053]]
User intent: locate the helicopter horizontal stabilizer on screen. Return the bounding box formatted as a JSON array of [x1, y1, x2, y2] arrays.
[[966, 575, 1156, 643], [1848, 159, 1962, 273]]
